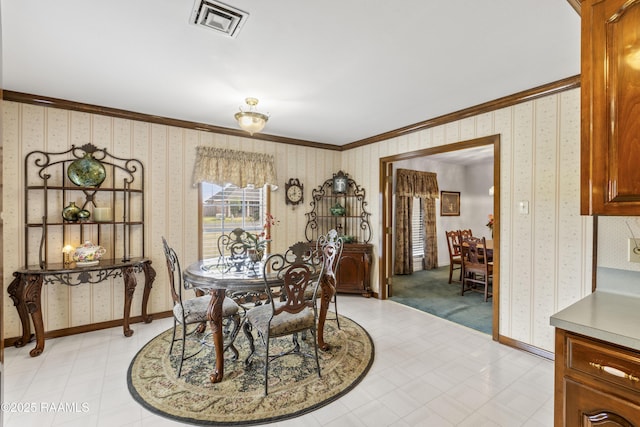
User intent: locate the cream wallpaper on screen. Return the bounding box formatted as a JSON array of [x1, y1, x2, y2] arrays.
[[2, 102, 339, 340], [340, 88, 593, 352], [3, 87, 593, 353]]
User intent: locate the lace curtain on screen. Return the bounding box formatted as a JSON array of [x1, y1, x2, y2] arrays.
[[192, 147, 277, 188], [394, 169, 439, 274]]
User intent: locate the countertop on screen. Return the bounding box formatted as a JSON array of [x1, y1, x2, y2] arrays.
[[550, 291, 640, 351]]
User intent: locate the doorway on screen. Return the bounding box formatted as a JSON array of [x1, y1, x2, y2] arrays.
[[379, 135, 500, 341]]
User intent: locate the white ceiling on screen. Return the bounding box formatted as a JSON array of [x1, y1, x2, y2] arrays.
[[1, 0, 580, 147]]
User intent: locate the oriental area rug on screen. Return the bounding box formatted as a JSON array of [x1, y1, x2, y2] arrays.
[[127, 314, 374, 426]]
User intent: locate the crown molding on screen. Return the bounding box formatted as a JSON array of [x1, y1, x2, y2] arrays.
[[4, 74, 580, 152], [1, 90, 340, 151], [342, 75, 581, 150]]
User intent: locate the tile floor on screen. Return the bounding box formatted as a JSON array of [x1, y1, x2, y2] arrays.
[[3, 296, 554, 426]]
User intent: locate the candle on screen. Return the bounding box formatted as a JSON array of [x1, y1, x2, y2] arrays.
[[93, 207, 112, 222]]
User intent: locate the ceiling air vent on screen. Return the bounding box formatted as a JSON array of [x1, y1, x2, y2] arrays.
[[190, 0, 249, 39]]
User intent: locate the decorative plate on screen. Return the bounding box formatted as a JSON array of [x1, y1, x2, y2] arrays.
[[67, 154, 106, 187]]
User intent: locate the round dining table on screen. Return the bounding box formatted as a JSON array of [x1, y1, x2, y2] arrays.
[[183, 259, 333, 383]]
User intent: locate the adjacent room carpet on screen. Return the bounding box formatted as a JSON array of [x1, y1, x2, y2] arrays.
[[390, 266, 492, 334], [128, 313, 374, 426]]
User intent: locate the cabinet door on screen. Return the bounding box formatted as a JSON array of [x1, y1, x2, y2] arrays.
[[565, 379, 638, 426], [581, 0, 640, 214], [337, 251, 365, 293]]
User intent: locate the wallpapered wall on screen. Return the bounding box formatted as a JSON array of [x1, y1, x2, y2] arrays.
[[4, 87, 594, 353], [340, 88, 593, 352], [2, 102, 339, 339]]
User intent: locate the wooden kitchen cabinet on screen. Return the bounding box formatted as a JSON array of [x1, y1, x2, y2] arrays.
[[581, 0, 640, 215], [555, 329, 640, 426]]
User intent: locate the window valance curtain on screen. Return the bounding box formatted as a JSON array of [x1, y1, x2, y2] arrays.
[[395, 169, 439, 198], [192, 147, 277, 188]]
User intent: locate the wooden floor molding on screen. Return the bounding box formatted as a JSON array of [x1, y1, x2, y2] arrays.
[[3, 311, 172, 349]]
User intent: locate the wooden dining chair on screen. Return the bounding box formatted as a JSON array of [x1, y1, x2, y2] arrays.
[[459, 228, 473, 240], [445, 230, 463, 283], [162, 237, 241, 377], [460, 236, 493, 302], [314, 229, 344, 328], [243, 241, 322, 395]]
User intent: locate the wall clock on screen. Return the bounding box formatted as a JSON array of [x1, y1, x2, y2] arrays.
[[285, 178, 304, 205]]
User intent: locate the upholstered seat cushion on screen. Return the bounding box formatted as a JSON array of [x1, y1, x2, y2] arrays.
[[246, 301, 314, 337], [174, 295, 239, 324]]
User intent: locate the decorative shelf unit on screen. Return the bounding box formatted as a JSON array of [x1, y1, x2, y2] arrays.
[[305, 170, 372, 297], [10, 143, 155, 357], [24, 143, 145, 267]]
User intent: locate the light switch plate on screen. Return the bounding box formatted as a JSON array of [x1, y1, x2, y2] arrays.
[[518, 200, 529, 215]]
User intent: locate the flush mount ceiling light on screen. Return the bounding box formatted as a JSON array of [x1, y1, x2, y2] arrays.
[[234, 98, 269, 135]]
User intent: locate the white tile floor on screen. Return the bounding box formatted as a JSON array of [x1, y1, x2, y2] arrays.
[[3, 296, 554, 426]]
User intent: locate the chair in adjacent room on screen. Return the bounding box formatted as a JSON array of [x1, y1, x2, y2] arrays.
[[445, 230, 463, 283], [243, 241, 322, 395], [162, 237, 241, 377], [459, 228, 473, 240], [460, 236, 493, 302]]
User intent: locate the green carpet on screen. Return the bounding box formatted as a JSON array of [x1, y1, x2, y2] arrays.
[[390, 266, 492, 334], [128, 313, 374, 426]]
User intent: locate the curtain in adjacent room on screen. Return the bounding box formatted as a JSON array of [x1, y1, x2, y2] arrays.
[[394, 169, 439, 274], [192, 147, 277, 188]]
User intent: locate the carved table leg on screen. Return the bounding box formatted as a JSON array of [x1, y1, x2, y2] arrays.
[[8, 273, 45, 357], [121, 266, 137, 337], [140, 261, 156, 324], [317, 275, 335, 351], [7, 273, 38, 351], [207, 289, 226, 383]]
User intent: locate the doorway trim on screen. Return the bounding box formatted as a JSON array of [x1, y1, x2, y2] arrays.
[[379, 134, 500, 341]]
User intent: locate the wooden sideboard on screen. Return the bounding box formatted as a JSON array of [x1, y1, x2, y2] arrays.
[[305, 171, 373, 297], [336, 243, 372, 297]]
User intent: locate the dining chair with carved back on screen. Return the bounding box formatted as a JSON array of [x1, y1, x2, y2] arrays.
[[242, 241, 322, 395], [162, 237, 241, 377], [312, 229, 344, 328], [445, 230, 463, 284], [216, 227, 252, 272], [460, 236, 493, 302]]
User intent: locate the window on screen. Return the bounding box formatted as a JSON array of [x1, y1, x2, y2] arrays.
[[201, 183, 268, 259], [411, 197, 424, 257]]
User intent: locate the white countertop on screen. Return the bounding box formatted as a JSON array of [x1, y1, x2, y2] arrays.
[[550, 291, 640, 351]]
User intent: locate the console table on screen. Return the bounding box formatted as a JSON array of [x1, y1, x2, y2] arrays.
[[8, 258, 156, 357], [11, 144, 154, 356]]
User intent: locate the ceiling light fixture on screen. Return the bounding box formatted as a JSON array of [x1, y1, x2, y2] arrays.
[[234, 97, 269, 135]]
